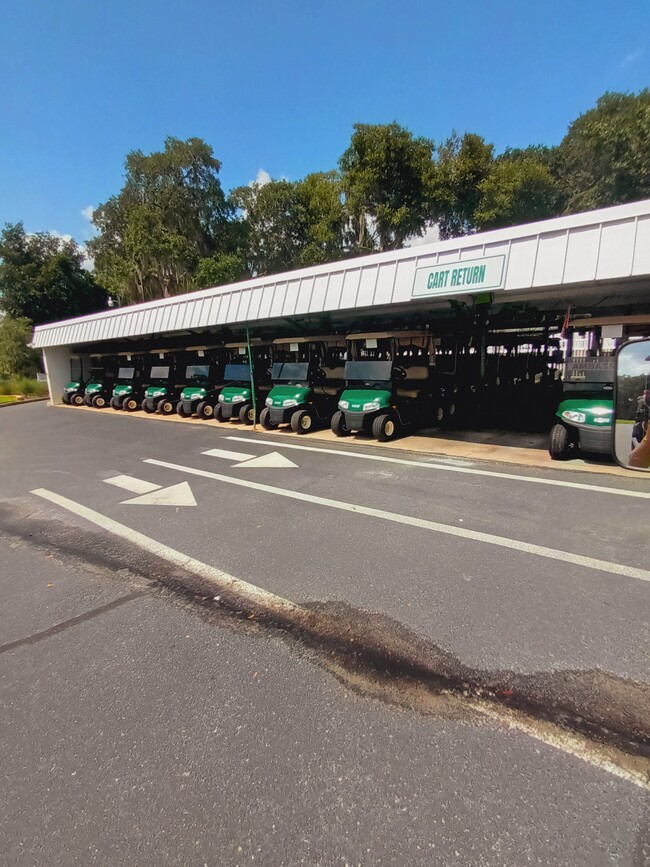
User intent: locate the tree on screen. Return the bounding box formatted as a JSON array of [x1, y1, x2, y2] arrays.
[[558, 90, 650, 213], [0, 315, 39, 377], [432, 133, 494, 239], [474, 158, 559, 230], [0, 222, 106, 325], [90, 137, 234, 304], [194, 252, 248, 289], [339, 122, 435, 251], [294, 171, 348, 267]]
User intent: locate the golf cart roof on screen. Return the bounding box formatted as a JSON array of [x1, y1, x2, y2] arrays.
[[345, 330, 428, 341], [272, 335, 344, 345], [570, 314, 650, 327], [225, 339, 269, 348]]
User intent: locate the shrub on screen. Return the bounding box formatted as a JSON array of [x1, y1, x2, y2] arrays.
[[0, 377, 48, 397]]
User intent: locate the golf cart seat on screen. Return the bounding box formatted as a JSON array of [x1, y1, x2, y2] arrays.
[[396, 365, 428, 399], [318, 366, 345, 396]]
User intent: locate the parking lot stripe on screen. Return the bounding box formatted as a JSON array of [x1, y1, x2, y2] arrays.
[[143, 459, 650, 584], [104, 475, 161, 494], [224, 435, 650, 499]]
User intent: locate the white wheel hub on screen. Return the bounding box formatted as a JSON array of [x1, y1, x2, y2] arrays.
[[385, 420, 395, 437]]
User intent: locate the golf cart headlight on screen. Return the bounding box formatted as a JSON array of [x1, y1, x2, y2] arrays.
[[338, 400, 349, 410], [283, 398, 298, 407], [231, 394, 245, 403], [218, 394, 225, 402], [562, 410, 586, 424], [363, 400, 381, 411], [265, 397, 273, 406]]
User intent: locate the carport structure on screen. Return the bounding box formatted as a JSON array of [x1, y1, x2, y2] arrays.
[[34, 199, 650, 431]]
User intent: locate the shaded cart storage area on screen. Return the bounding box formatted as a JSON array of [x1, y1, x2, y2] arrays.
[[35, 200, 650, 453]]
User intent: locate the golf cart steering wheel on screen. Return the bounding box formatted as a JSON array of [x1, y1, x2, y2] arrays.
[[394, 366, 407, 380]]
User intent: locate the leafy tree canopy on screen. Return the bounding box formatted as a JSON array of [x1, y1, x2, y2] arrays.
[[474, 158, 558, 230], [432, 133, 494, 239], [89, 137, 234, 303], [0, 315, 39, 378], [340, 122, 435, 251], [0, 222, 105, 325], [558, 90, 650, 213]]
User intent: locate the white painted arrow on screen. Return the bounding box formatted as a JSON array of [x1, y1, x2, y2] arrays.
[[121, 481, 197, 507], [202, 447, 297, 469]]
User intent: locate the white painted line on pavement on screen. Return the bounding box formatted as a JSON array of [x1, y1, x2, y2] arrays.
[[203, 447, 257, 462], [202, 448, 298, 469], [104, 475, 160, 495], [121, 481, 197, 507], [28, 486, 650, 790], [144, 458, 650, 584], [224, 435, 650, 499], [30, 488, 299, 616]]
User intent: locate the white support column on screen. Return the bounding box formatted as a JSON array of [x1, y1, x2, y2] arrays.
[[42, 346, 72, 405]]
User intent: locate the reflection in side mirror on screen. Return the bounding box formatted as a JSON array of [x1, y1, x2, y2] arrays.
[[614, 339, 650, 471]]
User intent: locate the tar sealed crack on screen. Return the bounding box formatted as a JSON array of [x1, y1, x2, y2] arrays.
[[2, 499, 649, 785]]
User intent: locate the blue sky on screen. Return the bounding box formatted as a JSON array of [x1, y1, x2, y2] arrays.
[[1, 0, 648, 245]]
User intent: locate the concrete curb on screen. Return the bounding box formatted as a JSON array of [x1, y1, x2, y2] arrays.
[[0, 396, 49, 409]]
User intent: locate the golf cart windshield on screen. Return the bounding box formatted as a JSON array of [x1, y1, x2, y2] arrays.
[[185, 364, 210, 383], [88, 367, 104, 383], [272, 362, 310, 383], [563, 381, 614, 399], [345, 360, 393, 388], [150, 365, 170, 381], [117, 367, 135, 380], [224, 363, 250, 383]]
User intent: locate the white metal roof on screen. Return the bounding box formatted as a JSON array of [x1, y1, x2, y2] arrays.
[[32, 199, 650, 349]]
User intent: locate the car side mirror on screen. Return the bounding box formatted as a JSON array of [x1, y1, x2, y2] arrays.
[[614, 338, 650, 471]]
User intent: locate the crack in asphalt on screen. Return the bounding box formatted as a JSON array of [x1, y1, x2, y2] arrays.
[[1, 499, 648, 788]]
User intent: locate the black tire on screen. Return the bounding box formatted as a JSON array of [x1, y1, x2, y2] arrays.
[[197, 400, 215, 420], [549, 423, 571, 460], [92, 394, 107, 409], [62, 392, 71, 405], [142, 399, 154, 414], [260, 407, 277, 430], [70, 393, 84, 407], [239, 403, 255, 425], [214, 404, 227, 422], [290, 408, 315, 434], [84, 395, 94, 407], [124, 396, 139, 412], [331, 410, 350, 437], [110, 396, 122, 410], [177, 401, 191, 418], [372, 413, 397, 442], [158, 399, 176, 415]]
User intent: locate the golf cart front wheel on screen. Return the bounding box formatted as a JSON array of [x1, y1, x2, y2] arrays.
[[124, 397, 139, 412], [71, 393, 85, 407], [239, 404, 255, 425], [62, 392, 71, 405], [331, 410, 350, 437], [92, 395, 107, 409], [259, 407, 277, 430], [213, 404, 227, 422], [176, 401, 191, 418], [549, 423, 572, 460], [197, 400, 214, 420], [142, 399, 154, 414], [110, 396, 122, 410], [291, 409, 314, 434], [158, 399, 175, 415], [373, 414, 397, 442]]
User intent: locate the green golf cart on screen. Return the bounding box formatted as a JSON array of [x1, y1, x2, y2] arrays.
[[110, 355, 149, 411], [331, 331, 433, 441], [83, 356, 118, 408], [61, 357, 88, 406], [176, 350, 225, 418], [213, 341, 272, 424], [260, 336, 345, 434], [141, 356, 177, 414]]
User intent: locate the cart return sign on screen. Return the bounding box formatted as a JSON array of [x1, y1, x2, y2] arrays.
[[412, 254, 507, 299]]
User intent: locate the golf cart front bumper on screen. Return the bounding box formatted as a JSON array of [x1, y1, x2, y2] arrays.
[[220, 402, 240, 420], [342, 410, 377, 432], [576, 424, 612, 454], [180, 398, 200, 415], [268, 405, 303, 425]]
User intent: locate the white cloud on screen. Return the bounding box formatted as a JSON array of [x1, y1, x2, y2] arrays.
[[621, 48, 643, 69], [81, 205, 95, 222], [251, 168, 271, 187], [404, 223, 440, 247]]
